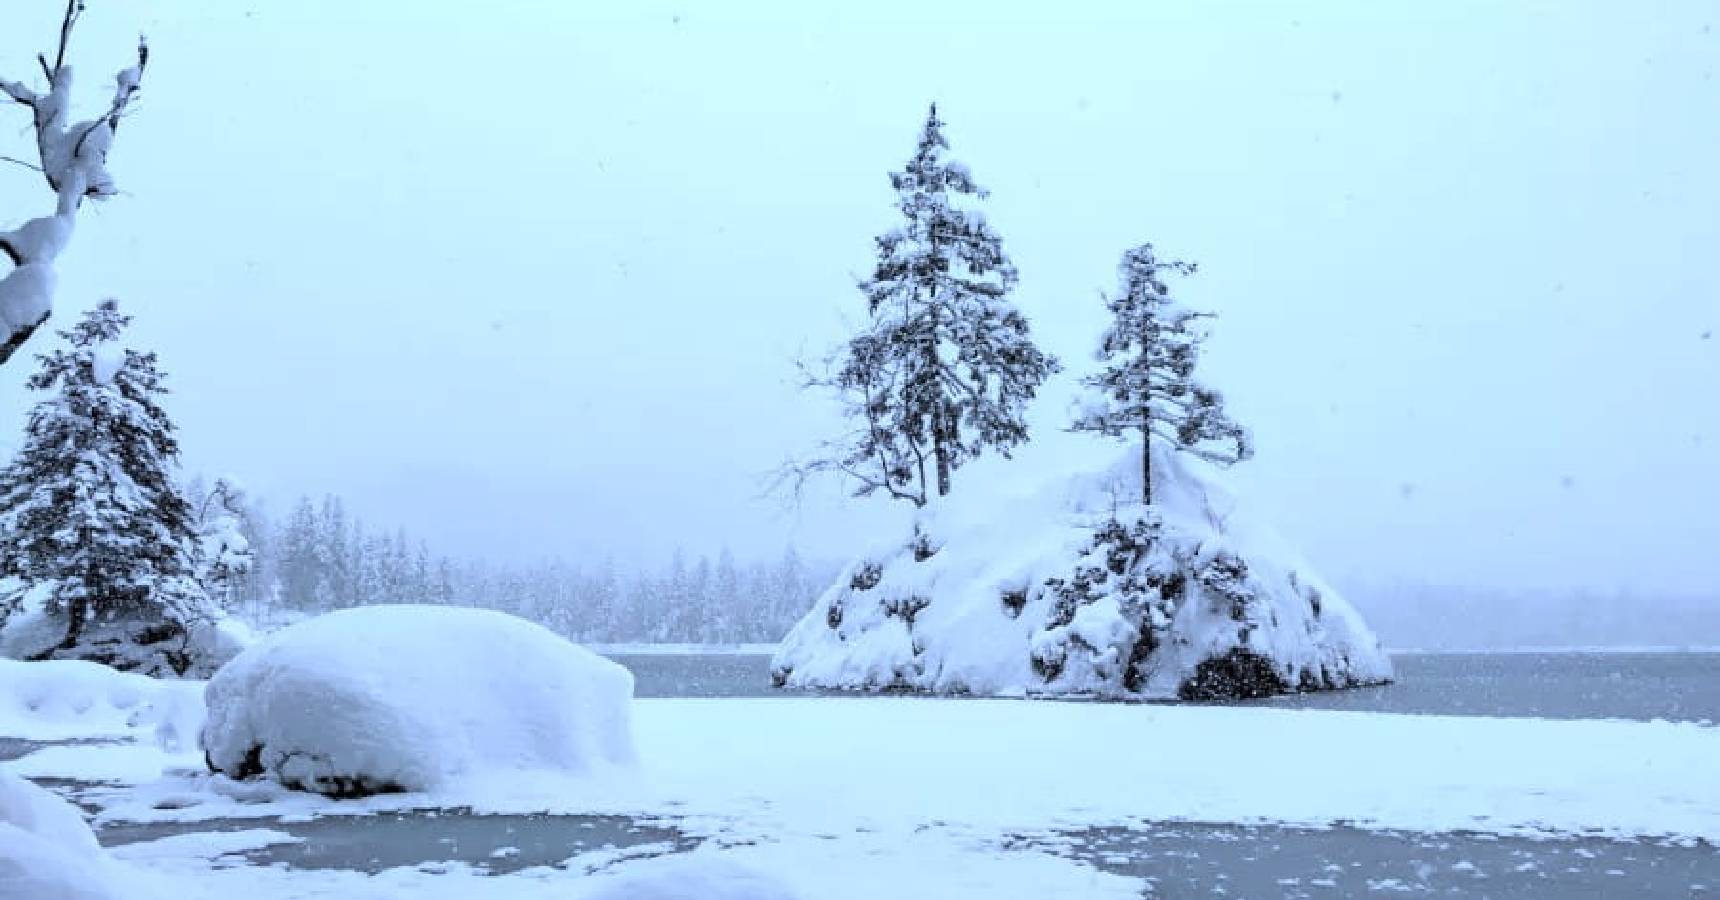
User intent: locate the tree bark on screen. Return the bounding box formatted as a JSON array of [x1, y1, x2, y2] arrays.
[[1141, 425, 1153, 506], [58, 597, 86, 649]]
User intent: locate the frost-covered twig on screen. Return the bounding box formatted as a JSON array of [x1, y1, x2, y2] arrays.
[[0, 1, 149, 365]]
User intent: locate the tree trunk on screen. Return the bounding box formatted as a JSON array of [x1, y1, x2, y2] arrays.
[[1141, 426, 1153, 506], [935, 440, 952, 498], [58, 598, 86, 649]]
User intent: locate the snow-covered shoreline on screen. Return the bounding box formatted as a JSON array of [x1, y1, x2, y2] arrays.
[[7, 696, 1714, 844], [5, 657, 1718, 900]]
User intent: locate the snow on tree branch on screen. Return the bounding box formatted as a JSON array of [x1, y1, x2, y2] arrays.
[[0, 0, 149, 365]]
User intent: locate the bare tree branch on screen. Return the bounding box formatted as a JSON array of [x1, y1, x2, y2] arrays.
[[53, 0, 84, 73], [0, 155, 44, 172]]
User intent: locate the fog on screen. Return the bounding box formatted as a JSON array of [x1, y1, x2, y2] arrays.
[[1, 0, 1715, 596]]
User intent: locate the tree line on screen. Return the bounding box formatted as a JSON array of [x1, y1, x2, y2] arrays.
[[222, 493, 830, 644]]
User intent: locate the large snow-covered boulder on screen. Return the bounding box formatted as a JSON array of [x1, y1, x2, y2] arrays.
[[0, 771, 128, 900], [201, 605, 637, 796], [773, 442, 1392, 699]]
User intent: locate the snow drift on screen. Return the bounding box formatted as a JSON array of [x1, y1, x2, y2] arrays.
[[0, 658, 203, 747], [772, 440, 1391, 698], [0, 771, 130, 900], [201, 605, 637, 796]]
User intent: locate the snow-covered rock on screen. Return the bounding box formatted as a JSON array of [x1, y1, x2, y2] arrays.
[[201, 605, 637, 796], [0, 771, 128, 900], [579, 853, 803, 900], [772, 440, 1392, 699]]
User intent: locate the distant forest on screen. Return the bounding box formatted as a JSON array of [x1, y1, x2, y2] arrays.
[[1346, 582, 1720, 651], [204, 488, 1718, 651], [207, 488, 834, 644]]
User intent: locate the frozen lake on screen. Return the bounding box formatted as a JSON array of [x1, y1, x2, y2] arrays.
[[618, 650, 1720, 722], [95, 810, 1720, 899]]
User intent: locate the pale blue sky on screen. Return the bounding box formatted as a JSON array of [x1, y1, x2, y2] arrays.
[[1, 0, 1715, 592]]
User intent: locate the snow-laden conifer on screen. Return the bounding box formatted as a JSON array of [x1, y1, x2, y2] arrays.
[[797, 105, 1057, 506], [0, 300, 216, 674], [1072, 243, 1251, 504]]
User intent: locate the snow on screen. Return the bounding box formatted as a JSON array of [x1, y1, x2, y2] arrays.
[[0, 658, 203, 745], [0, 771, 129, 900], [3, 690, 1718, 898], [774, 437, 1392, 697], [90, 339, 124, 384], [201, 605, 637, 795], [0, 263, 55, 333], [576, 852, 803, 900]]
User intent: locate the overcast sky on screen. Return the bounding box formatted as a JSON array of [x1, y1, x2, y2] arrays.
[[0, 0, 1715, 594]]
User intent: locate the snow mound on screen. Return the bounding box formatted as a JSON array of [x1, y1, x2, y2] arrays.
[[0, 658, 204, 746], [772, 440, 1392, 699], [201, 605, 637, 796], [580, 853, 803, 900], [0, 771, 128, 900]]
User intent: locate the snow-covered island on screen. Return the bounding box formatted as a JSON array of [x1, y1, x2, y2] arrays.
[[775, 129, 1391, 700], [773, 441, 1392, 699]]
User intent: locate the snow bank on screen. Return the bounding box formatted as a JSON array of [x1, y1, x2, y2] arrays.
[[0, 658, 204, 746], [773, 439, 1391, 698], [201, 605, 637, 796], [0, 771, 129, 900]]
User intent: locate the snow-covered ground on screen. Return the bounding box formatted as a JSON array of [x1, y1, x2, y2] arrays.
[[4, 649, 1718, 900]]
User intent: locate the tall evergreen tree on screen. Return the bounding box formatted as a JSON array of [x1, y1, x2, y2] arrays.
[[1072, 244, 1252, 504], [810, 104, 1057, 505], [0, 300, 215, 673]]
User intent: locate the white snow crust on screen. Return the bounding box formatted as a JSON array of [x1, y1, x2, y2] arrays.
[[774, 438, 1392, 697], [201, 605, 637, 795]]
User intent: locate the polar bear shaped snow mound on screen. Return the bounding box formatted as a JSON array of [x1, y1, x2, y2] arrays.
[[201, 605, 636, 797]]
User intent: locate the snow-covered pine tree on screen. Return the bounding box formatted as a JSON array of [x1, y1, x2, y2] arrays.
[[1072, 243, 1252, 504], [806, 104, 1057, 506], [0, 299, 218, 674], [190, 476, 255, 610]]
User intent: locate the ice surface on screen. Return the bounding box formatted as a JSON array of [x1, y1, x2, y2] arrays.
[[774, 438, 1392, 697], [201, 605, 637, 795]]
